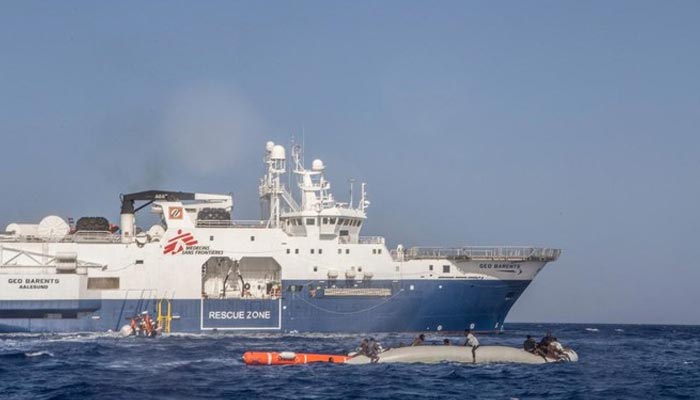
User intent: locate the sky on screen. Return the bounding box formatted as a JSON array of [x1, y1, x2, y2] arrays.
[[1, 1, 699, 325]]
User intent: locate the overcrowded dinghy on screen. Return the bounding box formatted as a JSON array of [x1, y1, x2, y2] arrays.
[[243, 345, 577, 365], [346, 345, 578, 365]]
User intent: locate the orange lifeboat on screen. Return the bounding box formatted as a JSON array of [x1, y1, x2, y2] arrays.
[[242, 351, 349, 365]]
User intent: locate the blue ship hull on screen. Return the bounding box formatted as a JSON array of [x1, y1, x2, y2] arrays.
[[0, 280, 530, 333]]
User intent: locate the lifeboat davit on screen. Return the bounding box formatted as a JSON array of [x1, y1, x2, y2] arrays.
[[242, 351, 349, 365]]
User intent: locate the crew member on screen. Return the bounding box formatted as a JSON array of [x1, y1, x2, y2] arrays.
[[129, 316, 140, 336], [443, 339, 451, 346], [463, 329, 479, 363], [141, 311, 154, 337]]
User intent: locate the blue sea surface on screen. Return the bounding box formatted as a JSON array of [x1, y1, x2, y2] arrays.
[[1, 323, 698, 399]]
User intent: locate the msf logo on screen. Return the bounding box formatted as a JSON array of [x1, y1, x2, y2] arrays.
[[163, 229, 198, 255]]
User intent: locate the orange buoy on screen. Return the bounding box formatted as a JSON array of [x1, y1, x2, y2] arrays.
[[242, 351, 349, 365]]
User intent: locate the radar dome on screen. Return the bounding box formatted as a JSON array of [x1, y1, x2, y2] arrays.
[[148, 225, 166, 241], [37, 215, 70, 240], [312, 159, 325, 171], [271, 145, 286, 160], [265, 141, 275, 152]]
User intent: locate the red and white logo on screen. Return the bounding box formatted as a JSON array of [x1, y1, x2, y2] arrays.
[[169, 207, 184, 219], [163, 229, 198, 255]]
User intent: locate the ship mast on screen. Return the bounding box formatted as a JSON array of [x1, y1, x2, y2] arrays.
[[260, 141, 286, 228]]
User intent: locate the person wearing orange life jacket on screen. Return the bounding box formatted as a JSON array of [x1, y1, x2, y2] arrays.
[[129, 316, 140, 336]]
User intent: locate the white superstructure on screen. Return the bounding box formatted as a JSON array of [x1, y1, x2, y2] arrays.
[[0, 141, 560, 333]]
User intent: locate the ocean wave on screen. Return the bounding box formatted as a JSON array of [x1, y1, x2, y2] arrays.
[[25, 351, 54, 358], [2, 323, 700, 400], [0, 351, 53, 359]]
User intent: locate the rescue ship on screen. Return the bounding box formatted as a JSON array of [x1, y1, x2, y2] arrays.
[[0, 141, 560, 333]]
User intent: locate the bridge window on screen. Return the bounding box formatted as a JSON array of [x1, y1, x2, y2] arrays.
[[330, 218, 336, 224], [322, 217, 328, 224], [210, 235, 214, 241], [311, 249, 315, 254], [306, 218, 315, 225], [250, 236, 255, 241], [377, 249, 382, 254], [286, 249, 290, 254], [429, 265, 434, 271], [372, 249, 376, 254], [346, 249, 350, 254], [295, 249, 299, 254], [313, 266, 318, 272], [318, 249, 323, 254], [443, 265, 450, 273], [338, 249, 342, 254], [357, 221, 362, 227]]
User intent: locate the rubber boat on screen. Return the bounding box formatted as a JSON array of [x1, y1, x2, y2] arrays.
[[243, 346, 577, 365], [242, 351, 349, 365], [345, 345, 578, 364]]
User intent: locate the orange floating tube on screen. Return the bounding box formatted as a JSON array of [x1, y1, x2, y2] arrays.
[[243, 351, 349, 365]]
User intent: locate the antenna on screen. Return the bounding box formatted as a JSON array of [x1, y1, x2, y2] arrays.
[[300, 126, 305, 169], [348, 178, 356, 209]]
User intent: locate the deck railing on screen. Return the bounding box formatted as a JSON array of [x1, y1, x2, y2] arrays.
[[397, 246, 561, 262], [196, 220, 268, 228]]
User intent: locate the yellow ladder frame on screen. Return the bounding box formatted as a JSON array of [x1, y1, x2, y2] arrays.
[[157, 299, 172, 334]]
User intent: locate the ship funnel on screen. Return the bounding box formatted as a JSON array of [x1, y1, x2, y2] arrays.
[[120, 213, 134, 243]]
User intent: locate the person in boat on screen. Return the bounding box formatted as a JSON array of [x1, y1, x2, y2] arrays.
[[355, 338, 371, 357], [538, 332, 554, 349], [463, 329, 479, 363], [443, 339, 451, 345], [368, 337, 381, 363], [411, 334, 425, 346], [149, 319, 159, 338], [523, 335, 537, 353], [547, 337, 570, 361], [129, 315, 141, 336], [135, 311, 157, 338]]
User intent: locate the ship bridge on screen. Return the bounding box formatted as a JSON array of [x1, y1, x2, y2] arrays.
[[258, 141, 371, 244]]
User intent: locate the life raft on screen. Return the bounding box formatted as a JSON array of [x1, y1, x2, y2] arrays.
[[242, 351, 349, 365]]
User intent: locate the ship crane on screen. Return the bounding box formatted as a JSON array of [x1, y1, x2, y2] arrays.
[[120, 190, 231, 243]]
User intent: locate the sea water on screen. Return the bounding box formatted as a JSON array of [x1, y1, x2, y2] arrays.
[[1, 323, 698, 399]]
